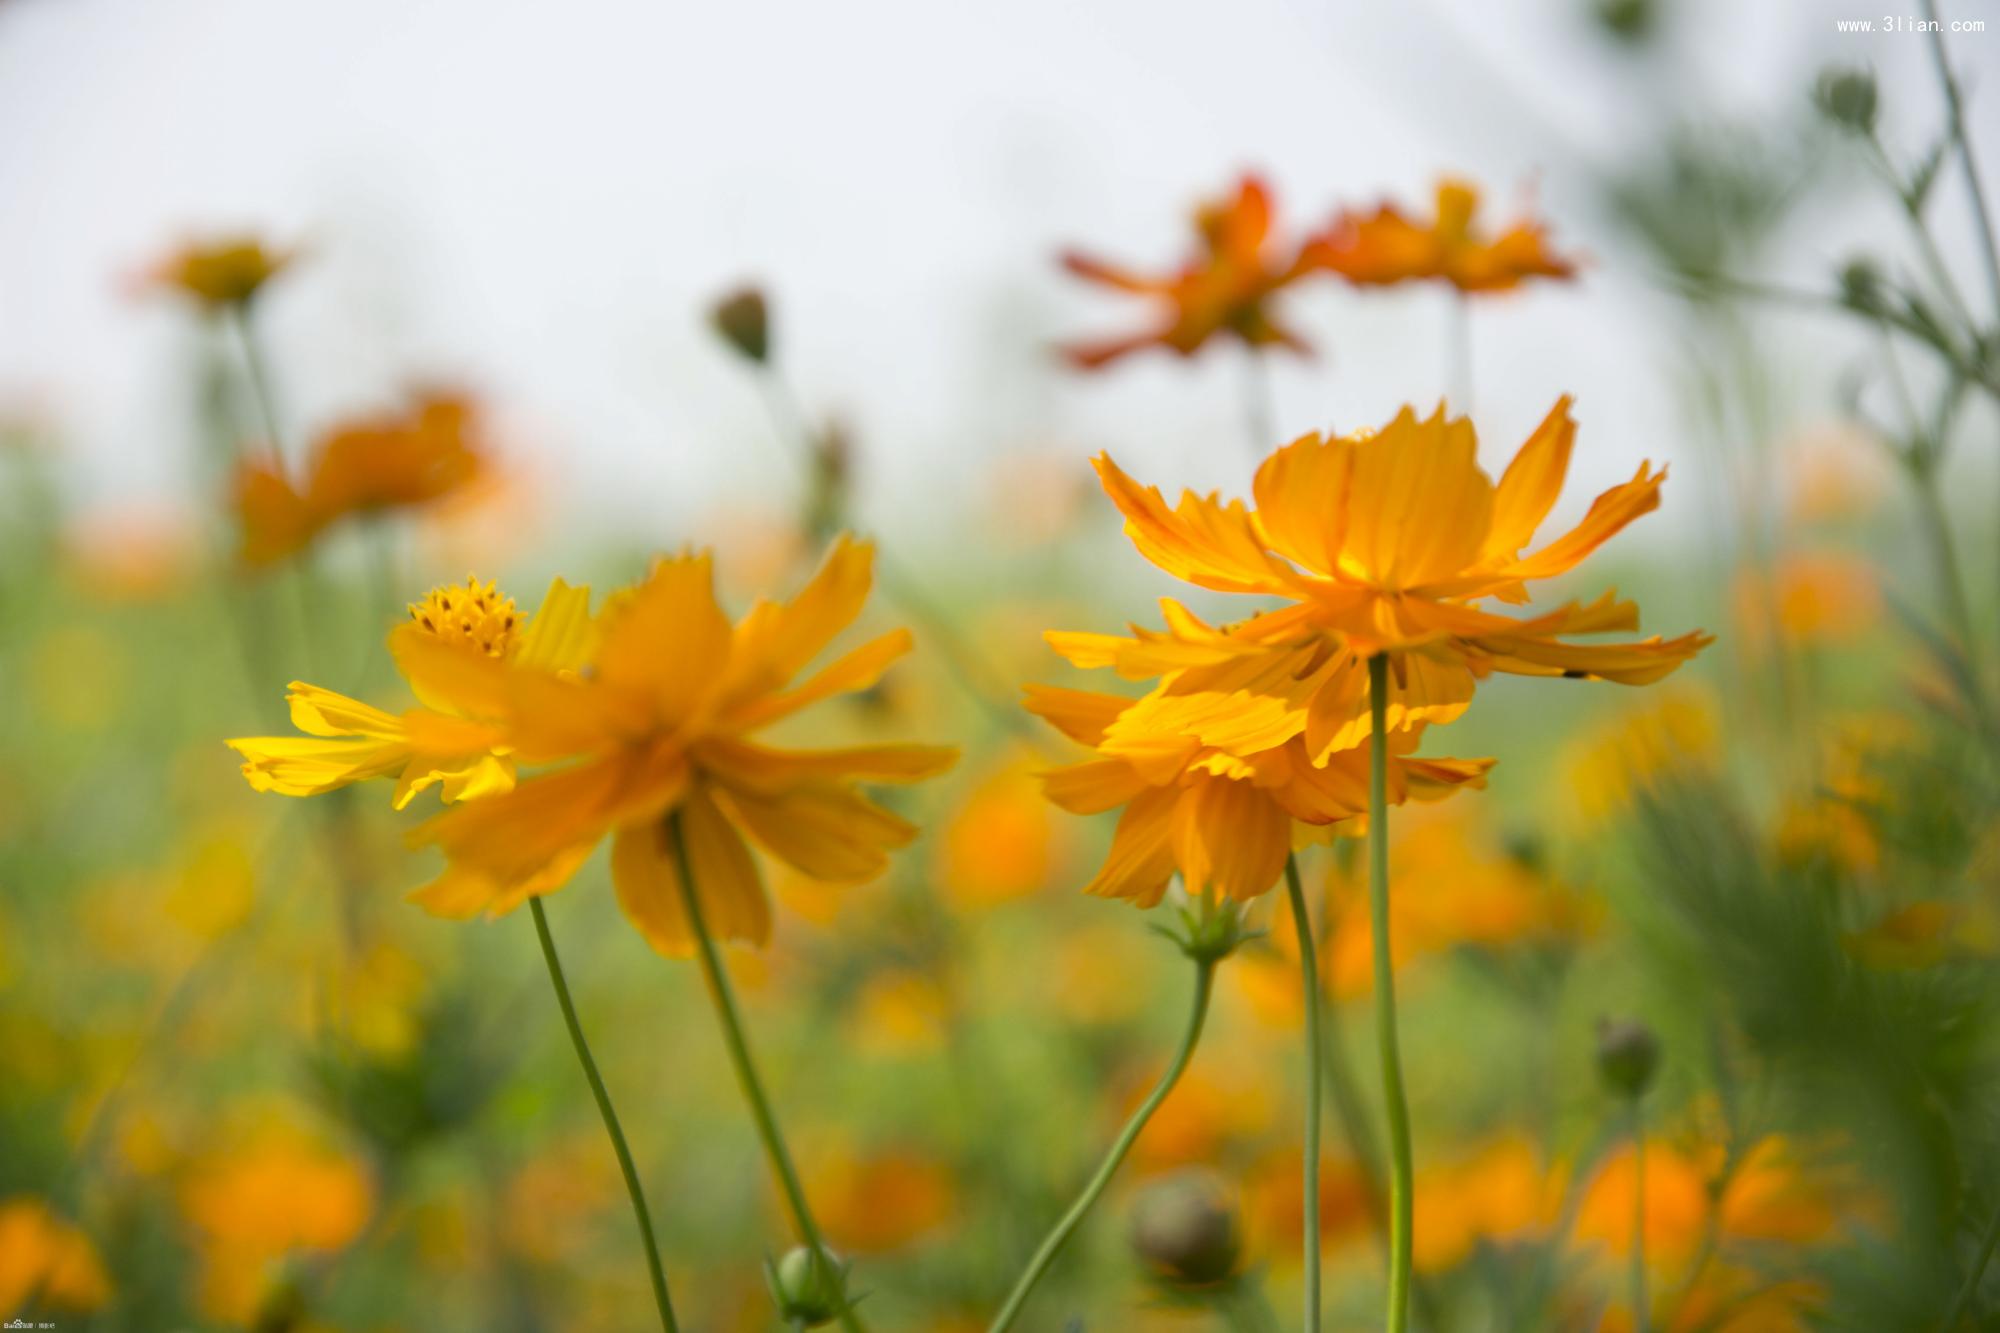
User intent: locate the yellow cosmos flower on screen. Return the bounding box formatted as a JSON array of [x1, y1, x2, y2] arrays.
[[1025, 683, 1491, 906], [1063, 398, 1710, 760], [403, 536, 957, 955], [143, 236, 292, 309], [227, 574, 593, 809]]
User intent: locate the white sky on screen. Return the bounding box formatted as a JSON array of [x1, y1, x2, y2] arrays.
[[1, 0, 1993, 556]]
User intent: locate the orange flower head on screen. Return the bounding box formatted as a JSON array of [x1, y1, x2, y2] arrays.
[[1309, 177, 1577, 294], [233, 391, 488, 566], [1065, 397, 1710, 760], [145, 237, 292, 309], [1060, 173, 1317, 369], [1025, 681, 1490, 906], [236, 537, 956, 955], [0, 1197, 111, 1317]]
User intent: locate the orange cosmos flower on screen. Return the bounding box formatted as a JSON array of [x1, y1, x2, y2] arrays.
[[403, 537, 955, 954], [229, 574, 592, 808], [234, 391, 487, 565], [1024, 683, 1490, 906], [0, 1197, 111, 1317], [1059, 173, 1317, 369], [143, 236, 292, 309], [1308, 177, 1577, 293], [1068, 398, 1710, 759]]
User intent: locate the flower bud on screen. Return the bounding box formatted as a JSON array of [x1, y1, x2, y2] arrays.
[[768, 1246, 844, 1328], [1130, 1170, 1242, 1287], [711, 286, 771, 364], [1814, 67, 1879, 135], [1592, 0, 1657, 46], [1837, 257, 1887, 317], [1595, 1017, 1660, 1099]]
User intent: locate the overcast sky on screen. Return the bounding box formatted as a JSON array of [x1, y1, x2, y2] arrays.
[[1, 0, 1993, 557]]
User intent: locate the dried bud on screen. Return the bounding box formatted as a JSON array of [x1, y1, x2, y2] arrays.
[[1595, 1017, 1660, 1099], [711, 286, 771, 364], [1814, 67, 1879, 135], [767, 1246, 845, 1328], [1592, 0, 1657, 46], [1838, 257, 1887, 316], [1130, 1171, 1242, 1286]]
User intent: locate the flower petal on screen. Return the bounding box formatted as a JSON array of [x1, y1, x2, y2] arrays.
[[610, 790, 769, 957]]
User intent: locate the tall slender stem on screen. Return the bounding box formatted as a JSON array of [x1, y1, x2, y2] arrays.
[[667, 813, 864, 1333], [1284, 856, 1324, 1333], [1943, 1195, 2000, 1331], [1447, 292, 1472, 413], [1367, 653, 1414, 1333], [987, 954, 1218, 1333], [1242, 349, 1275, 458], [1630, 1098, 1648, 1333], [1921, 0, 2000, 322], [528, 898, 680, 1333]]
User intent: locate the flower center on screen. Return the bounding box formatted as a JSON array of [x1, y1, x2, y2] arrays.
[[407, 576, 520, 657]]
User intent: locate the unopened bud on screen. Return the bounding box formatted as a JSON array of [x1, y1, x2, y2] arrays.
[[1592, 0, 1657, 46], [711, 286, 771, 364], [1595, 1017, 1660, 1099], [1838, 257, 1887, 316], [1814, 67, 1878, 135], [768, 1246, 844, 1327], [1130, 1170, 1242, 1286]]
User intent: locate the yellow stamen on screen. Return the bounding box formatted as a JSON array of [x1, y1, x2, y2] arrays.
[[408, 575, 522, 658]]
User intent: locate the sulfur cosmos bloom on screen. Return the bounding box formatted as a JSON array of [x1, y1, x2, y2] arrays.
[[1059, 173, 1318, 370], [142, 237, 293, 310], [1308, 178, 1576, 294], [1064, 397, 1710, 762], [234, 392, 487, 565], [233, 537, 953, 954], [1025, 683, 1491, 906], [228, 574, 592, 809]]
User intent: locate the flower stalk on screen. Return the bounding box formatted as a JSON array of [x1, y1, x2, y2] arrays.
[[668, 811, 865, 1333], [1284, 855, 1324, 1333], [987, 912, 1232, 1333], [1367, 652, 1415, 1333], [528, 897, 680, 1333]]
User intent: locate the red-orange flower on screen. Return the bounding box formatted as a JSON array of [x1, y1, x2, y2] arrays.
[[234, 392, 487, 565], [1060, 174, 1317, 369], [1308, 178, 1576, 294]]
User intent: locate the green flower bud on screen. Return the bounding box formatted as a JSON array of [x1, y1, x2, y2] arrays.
[[768, 1246, 845, 1328], [711, 286, 771, 364], [1814, 67, 1878, 135], [1595, 1017, 1661, 1099], [1838, 257, 1887, 316], [1592, 0, 1657, 46], [1130, 1170, 1242, 1286]]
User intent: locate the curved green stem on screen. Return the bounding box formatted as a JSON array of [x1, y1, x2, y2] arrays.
[[667, 812, 865, 1333], [1630, 1098, 1648, 1333], [1943, 1195, 2000, 1330], [1367, 652, 1414, 1333], [529, 897, 680, 1333], [987, 953, 1218, 1333], [1285, 855, 1324, 1333]]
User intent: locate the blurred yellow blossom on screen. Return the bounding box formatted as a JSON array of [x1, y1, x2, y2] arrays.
[[142, 236, 291, 309], [808, 1147, 958, 1253], [0, 1196, 111, 1316], [1563, 687, 1721, 827], [936, 755, 1062, 907], [1734, 551, 1881, 650], [1412, 1135, 1559, 1273]]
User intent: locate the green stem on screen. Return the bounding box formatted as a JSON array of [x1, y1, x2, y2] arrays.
[[1630, 1098, 1648, 1333], [1942, 1195, 2000, 1330], [987, 954, 1219, 1333], [1367, 652, 1414, 1333], [1242, 348, 1275, 457], [667, 812, 864, 1333], [1921, 0, 2000, 322], [1285, 855, 1324, 1333], [528, 898, 680, 1333]]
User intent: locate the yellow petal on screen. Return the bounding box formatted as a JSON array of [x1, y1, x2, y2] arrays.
[[610, 791, 770, 957], [1480, 396, 1575, 563], [716, 782, 916, 883], [1022, 685, 1131, 747], [720, 534, 876, 705], [288, 682, 403, 738], [696, 736, 957, 792], [513, 577, 596, 672], [1339, 407, 1493, 590], [1505, 462, 1665, 583], [1171, 776, 1290, 901], [1041, 758, 1150, 814], [227, 735, 410, 797], [1092, 454, 1300, 596], [1252, 430, 1352, 574], [596, 553, 732, 723], [724, 628, 912, 731], [1081, 786, 1180, 907]]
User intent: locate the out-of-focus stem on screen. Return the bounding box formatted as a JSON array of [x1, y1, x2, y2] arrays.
[[528, 898, 680, 1333], [1921, 0, 2000, 321], [1284, 855, 1323, 1333], [1942, 1196, 2000, 1331], [1367, 652, 1414, 1333], [668, 812, 865, 1333], [986, 954, 1218, 1333]]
